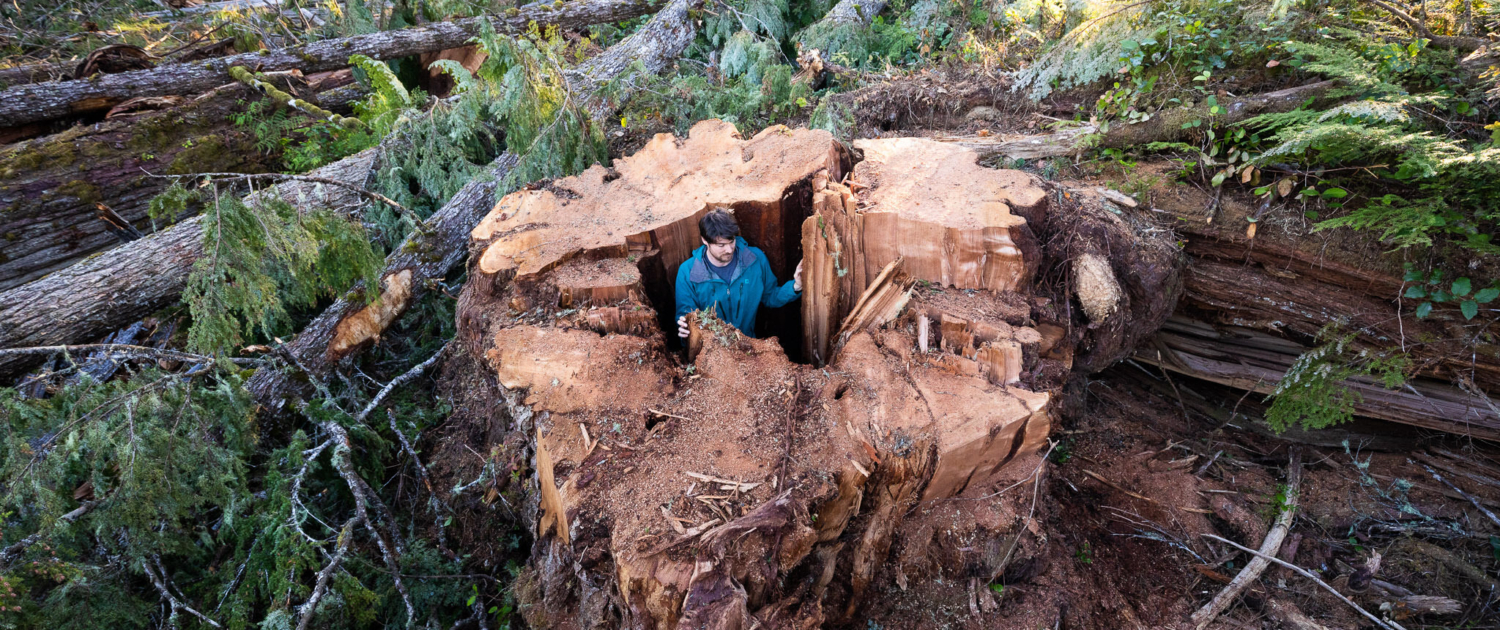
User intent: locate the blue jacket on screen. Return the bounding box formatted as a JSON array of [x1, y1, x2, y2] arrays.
[[674, 237, 800, 338]]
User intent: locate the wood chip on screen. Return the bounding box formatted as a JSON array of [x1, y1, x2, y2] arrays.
[[661, 506, 687, 534], [685, 471, 757, 489]]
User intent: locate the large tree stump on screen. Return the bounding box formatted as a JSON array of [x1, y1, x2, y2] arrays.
[[450, 121, 1179, 628]]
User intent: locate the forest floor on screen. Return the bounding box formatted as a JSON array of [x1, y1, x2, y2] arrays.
[[851, 362, 1500, 629]]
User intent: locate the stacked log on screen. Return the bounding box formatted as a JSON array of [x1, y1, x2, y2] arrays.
[[450, 121, 1179, 627]]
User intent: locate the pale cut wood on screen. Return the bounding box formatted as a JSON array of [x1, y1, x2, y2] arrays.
[[471, 121, 844, 282], [850, 138, 1046, 292], [800, 195, 843, 366]]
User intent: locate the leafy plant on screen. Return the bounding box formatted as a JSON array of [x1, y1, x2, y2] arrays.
[[1401, 264, 1499, 320]]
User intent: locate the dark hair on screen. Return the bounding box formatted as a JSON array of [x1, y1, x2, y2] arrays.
[[699, 208, 740, 242]]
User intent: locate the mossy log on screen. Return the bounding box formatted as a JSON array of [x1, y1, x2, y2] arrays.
[[0, 0, 666, 126], [445, 121, 1180, 628], [0, 83, 283, 291]]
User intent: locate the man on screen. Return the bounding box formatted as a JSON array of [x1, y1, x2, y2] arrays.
[[675, 208, 803, 339]]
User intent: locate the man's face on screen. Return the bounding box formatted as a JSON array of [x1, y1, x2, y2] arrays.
[[703, 236, 736, 266]]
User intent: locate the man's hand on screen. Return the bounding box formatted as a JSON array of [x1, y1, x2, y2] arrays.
[[794, 259, 804, 292], [677, 315, 690, 339]]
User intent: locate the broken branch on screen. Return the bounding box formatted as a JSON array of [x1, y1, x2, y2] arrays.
[[1203, 533, 1406, 630], [1191, 447, 1303, 629]]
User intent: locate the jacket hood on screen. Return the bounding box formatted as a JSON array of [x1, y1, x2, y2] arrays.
[[687, 237, 754, 283]]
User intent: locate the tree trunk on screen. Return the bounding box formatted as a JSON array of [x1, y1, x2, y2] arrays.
[[1135, 316, 1500, 440], [247, 0, 707, 412], [567, 0, 701, 116], [446, 123, 1178, 629], [797, 0, 889, 52], [0, 79, 339, 291], [1127, 174, 1500, 439], [939, 80, 1339, 160], [0, 150, 380, 377], [0, 0, 664, 126]]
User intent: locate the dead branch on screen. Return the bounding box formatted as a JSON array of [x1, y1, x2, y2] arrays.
[[355, 342, 448, 423], [1192, 447, 1303, 628], [1366, 0, 1489, 51], [1203, 534, 1406, 630], [324, 421, 414, 627], [159, 171, 410, 219], [143, 556, 224, 628], [1417, 462, 1500, 529]]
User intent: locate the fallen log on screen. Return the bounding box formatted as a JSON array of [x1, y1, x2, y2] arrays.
[[246, 0, 704, 412], [1128, 178, 1500, 440], [0, 150, 380, 377], [1136, 316, 1500, 441], [0, 75, 350, 291], [937, 80, 1339, 160], [0, 0, 664, 126], [447, 122, 1177, 628]]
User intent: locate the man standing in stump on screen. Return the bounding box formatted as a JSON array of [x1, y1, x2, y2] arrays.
[[676, 208, 804, 339]]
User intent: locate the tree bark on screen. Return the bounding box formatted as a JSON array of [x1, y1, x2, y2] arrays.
[[246, 0, 704, 412], [0, 150, 380, 377], [939, 80, 1339, 160], [0, 80, 333, 291], [0, 0, 665, 126], [566, 0, 701, 116]]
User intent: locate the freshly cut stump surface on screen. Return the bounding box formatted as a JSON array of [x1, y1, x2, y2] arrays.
[[454, 121, 1158, 629]]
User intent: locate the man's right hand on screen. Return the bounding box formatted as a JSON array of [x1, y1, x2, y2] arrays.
[[677, 315, 690, 339]]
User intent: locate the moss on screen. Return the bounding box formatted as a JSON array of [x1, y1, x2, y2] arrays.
[[55, 180, 100, 204], [164, 135, 232, 175], [4, 139, 79, 174]]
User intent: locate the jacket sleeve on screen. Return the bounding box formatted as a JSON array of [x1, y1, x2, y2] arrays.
[[674, 262, 698, 321], [759, 253, 801, 308]]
